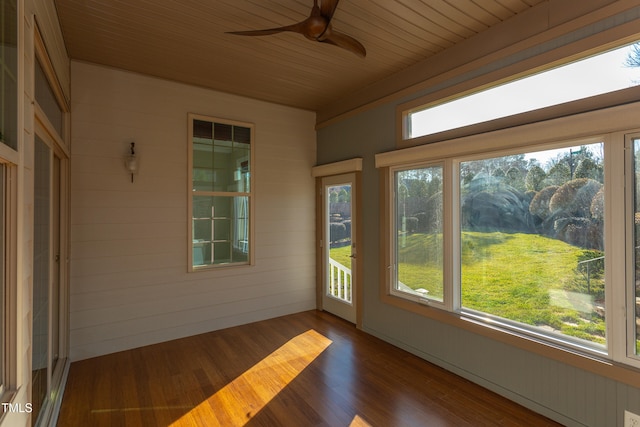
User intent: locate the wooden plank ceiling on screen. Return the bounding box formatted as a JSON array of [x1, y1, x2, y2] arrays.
[[54, 0, 544, 112]]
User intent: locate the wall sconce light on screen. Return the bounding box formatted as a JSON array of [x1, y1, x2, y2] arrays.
[[125, 142, 138, 182]]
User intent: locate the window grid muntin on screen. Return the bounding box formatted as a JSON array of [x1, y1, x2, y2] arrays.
[[189, 114, 253, 270]]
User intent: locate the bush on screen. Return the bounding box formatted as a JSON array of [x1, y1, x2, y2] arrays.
[[330, 222, 346, 243], [343, 220, 351, 237], [590, 187, 604, 220], [402, 216, 419, 233], [461, 189, 532, 232], [549, 178, 601, 217], [529, 185, 558, 219]]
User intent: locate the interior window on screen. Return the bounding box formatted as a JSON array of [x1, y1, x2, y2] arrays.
[[189, 115, 253, 269]]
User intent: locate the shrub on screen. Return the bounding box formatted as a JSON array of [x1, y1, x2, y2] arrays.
[[403, 217, 419, 233], [549, 178, 602, 217], [343, 220, 351, 237], [590, 187, 604, 220], [330, 222, 346, 243], [461, 189, 532, 232], [529, 185, 559, 219]]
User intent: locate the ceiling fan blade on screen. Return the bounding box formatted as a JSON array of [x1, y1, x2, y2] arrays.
[[226, 22, 305, 37], [320, 0, 340, 21], [320, 30, 366, 57]]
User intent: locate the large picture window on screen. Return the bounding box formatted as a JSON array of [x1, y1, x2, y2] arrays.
[[459, 143, 605, 348], [188, 114, 253, 269], [378, 101, 640, 368]]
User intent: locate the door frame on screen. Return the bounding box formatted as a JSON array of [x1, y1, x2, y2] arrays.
[[312, 159, 363, 328]]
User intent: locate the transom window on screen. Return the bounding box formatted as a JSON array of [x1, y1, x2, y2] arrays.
[[403, 41, 640, 141], [188, 114, 253, 270]]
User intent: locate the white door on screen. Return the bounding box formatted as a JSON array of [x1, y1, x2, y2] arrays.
[[322, 173, 357, 323]]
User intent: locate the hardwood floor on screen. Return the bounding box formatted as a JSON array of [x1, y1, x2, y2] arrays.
[[58, 310, 562, 426]]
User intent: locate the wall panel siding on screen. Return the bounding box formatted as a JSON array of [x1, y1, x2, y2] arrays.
[[69, 61, 316, 361], [317, 5, 640, 424]]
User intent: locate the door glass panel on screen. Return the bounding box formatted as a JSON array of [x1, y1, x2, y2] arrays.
[[327, 183, 352, 304], [32, 136, 50, 425]]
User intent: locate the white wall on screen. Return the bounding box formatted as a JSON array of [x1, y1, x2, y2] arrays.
[[69, 61, 317, 361]]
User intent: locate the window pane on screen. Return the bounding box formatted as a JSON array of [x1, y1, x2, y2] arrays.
[[460, 143, 605, 347], [0, 164, 4, 384], [192, 121, 251, 193], [395, 165, 444, 301], [408, 42, 640, 139], [35, 59, 63, 136], [1, 0, 18, 149], [633, 138, 640, 356], [192, 196, 249, 266]]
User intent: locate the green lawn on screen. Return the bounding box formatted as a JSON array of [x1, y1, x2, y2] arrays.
[[333, 231, 606, 345]]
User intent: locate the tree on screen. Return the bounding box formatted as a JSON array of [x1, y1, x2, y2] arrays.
[[338, 188, 349, 203], [574, 158, 603, 182], [505, 166, 525, 191], [624, 43, 640, 68], [545, 163, 570, 186], [525, 165, 546, 191]]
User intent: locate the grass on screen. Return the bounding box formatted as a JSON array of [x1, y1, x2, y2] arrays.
[[329, 245, 352, 268], [334, 231, 606, 345], [462, 232, 604, 343]]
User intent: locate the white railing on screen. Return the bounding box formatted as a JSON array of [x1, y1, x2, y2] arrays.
[[329, 258, 352, 303]]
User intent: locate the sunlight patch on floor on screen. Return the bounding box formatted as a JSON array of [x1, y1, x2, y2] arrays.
[[171, 329, 332, 426], [349, 414, 373, 426]]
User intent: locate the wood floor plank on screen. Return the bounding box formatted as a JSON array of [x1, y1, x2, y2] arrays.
[[58, 310, 562, 426]]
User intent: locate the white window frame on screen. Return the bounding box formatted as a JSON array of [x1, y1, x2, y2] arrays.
[[377, 101, 640, 370], [624, 131, 640, 365], [389, 161, 450, 312], [187, 113, 255, 271], [397, 33, 640, 150]]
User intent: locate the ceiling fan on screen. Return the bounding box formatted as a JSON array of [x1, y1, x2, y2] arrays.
[[226, 0, 366, 57]]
